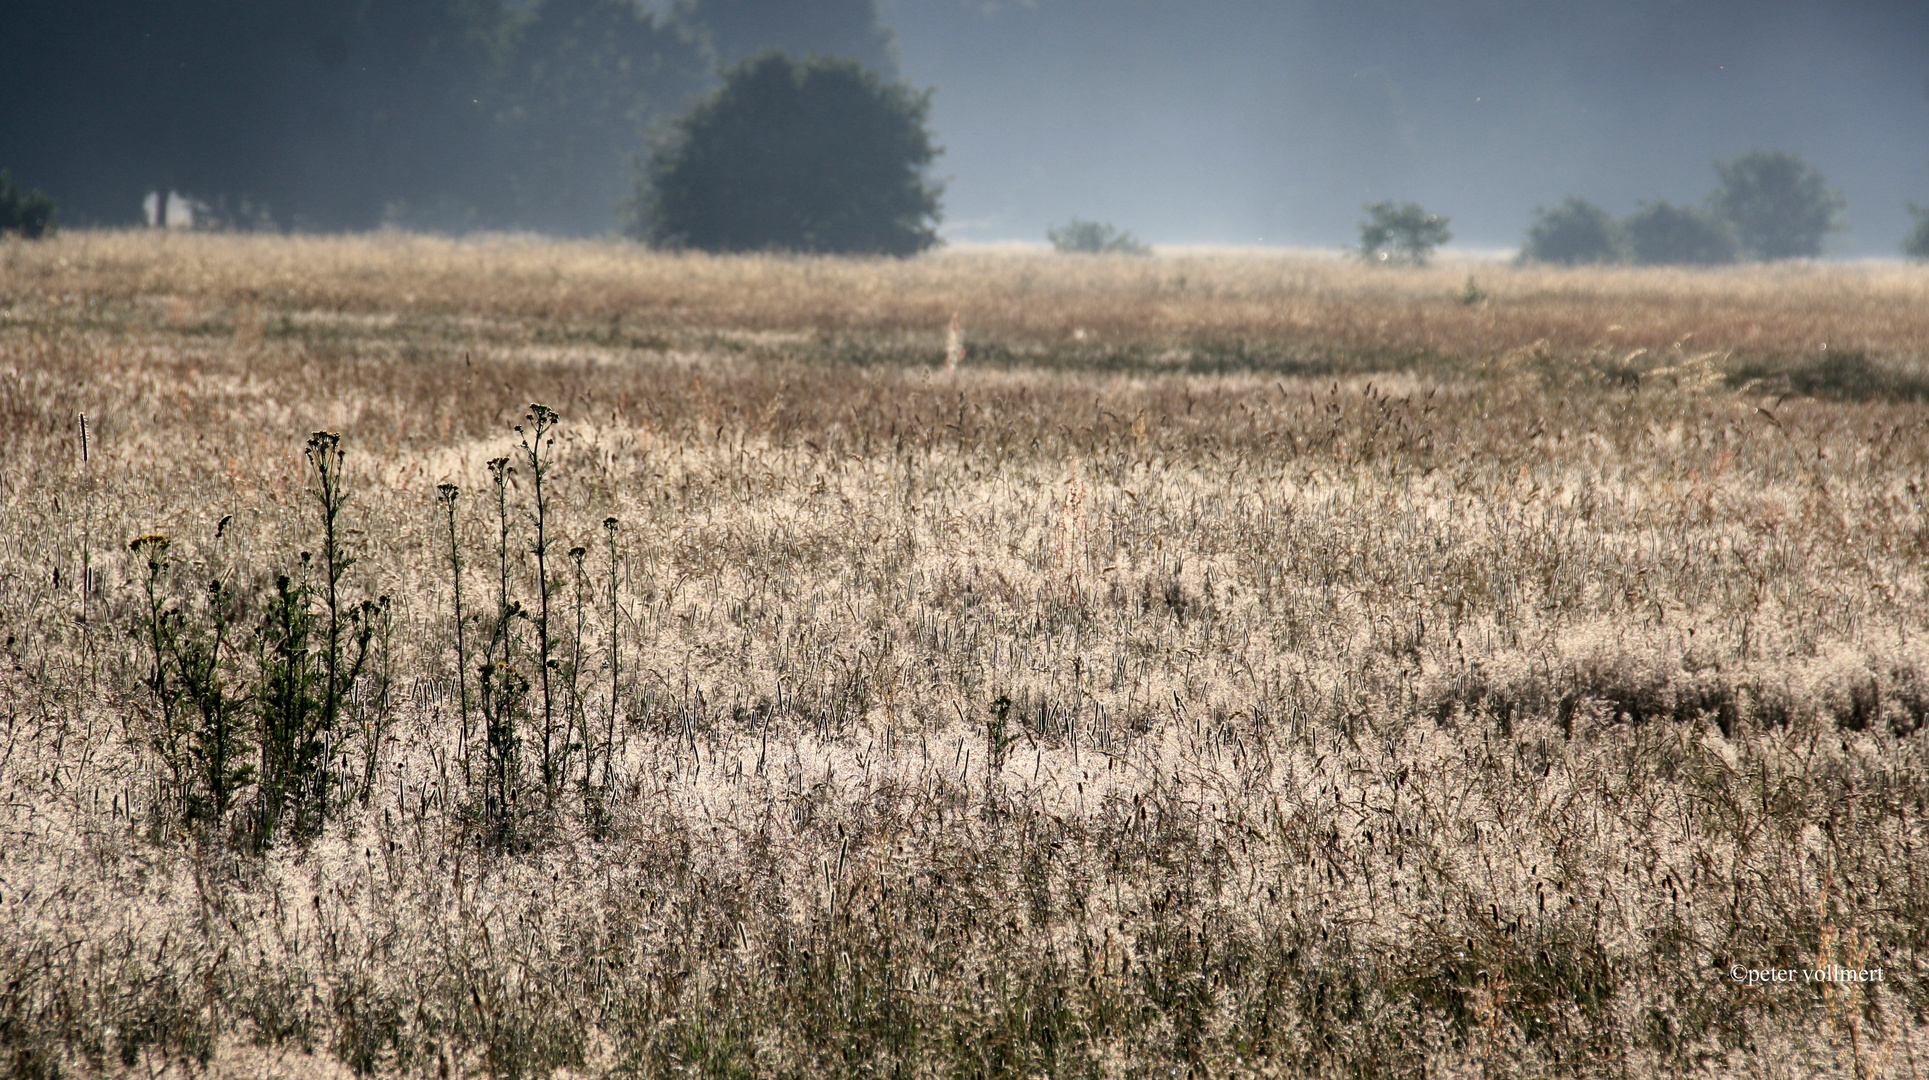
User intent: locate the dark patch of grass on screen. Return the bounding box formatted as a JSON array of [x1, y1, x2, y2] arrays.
[[1728, 349, 1929, 402]]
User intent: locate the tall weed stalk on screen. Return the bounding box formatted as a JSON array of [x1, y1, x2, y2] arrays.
[[174, 577, 252, 832], [517, 404, 562, 806], [477, 456, 526, 844], [254, 557, 323, 846]]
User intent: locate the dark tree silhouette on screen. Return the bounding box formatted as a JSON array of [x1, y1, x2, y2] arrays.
[[0, 0, 508, 229], [1623, 201, 1737, 266], [1047, 219, 1150, 255], [0, 0, 711, 233], [634, 53, 941, 255], [1520, 197, 1620, 265], [0, 170, 58, 238], [1905, 203, 1929, 261], [1711, 150, 1843, 260]]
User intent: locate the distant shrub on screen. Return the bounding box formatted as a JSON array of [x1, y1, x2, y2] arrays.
[[1359, 201, 1450, 266], [1047, 219, 1151, 255], [1711, 150, 1842, 260], [1520, 198, 1621, 265], [0, 170, 57, 238], [1623, 201, 1737, 266], [1904, 203, 1929, 261]]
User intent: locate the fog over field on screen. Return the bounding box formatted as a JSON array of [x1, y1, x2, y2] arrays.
[[886, 0, 1929, 251]]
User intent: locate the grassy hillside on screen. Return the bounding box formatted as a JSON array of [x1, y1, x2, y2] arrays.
[[2, 232, 1927, 1077]]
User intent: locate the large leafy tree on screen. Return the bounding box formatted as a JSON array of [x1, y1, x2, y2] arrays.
[[634, 52, 941, 255], [1710, 150, 1844, 260]]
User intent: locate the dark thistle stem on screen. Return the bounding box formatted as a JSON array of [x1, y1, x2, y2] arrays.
[[438, 483, 472, 787]]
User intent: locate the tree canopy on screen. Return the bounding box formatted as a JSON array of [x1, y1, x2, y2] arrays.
[[1711, 150, 1843, 260], [492, 0, 709, 233], [0, 0, 717, 232], [1905, 204, 1929, 261], [0, 171, 58, 239], [1520, 198, 1620, 265], [1623, 201, 1737, 266], [1359, 202, 1451, 266], [1047, 220, 1150, 255], [634, 53, 942, 255]]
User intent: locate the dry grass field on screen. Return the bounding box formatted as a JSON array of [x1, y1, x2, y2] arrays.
[[3, 231, 1929, 1078]]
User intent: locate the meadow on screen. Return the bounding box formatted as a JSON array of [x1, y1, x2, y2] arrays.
[[2, 231, 1928, 1078]]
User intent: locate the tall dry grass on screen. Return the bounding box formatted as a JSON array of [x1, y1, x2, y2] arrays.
[[1, 231, 1927, 1077]]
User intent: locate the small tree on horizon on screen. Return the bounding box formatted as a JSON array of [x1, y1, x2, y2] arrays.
[[1359, 201, 1450, 266], [631, 52, 942, 255], [0, 170, 57, 239], [1047, 219, 1150, 255], [1710, 150, 1843, 260], [1520, 197, 1621, 265], [1903, 203, 1929, 261]]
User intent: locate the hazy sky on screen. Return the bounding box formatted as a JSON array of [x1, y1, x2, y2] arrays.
[[883, 0, 1929, 254]]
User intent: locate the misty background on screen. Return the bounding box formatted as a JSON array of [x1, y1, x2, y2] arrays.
[[4, 0, 1925, 254]]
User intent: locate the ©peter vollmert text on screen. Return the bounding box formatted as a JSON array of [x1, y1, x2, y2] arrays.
[[1732, 965, 1883, 985]]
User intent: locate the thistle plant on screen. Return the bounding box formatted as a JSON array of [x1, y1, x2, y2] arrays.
[[567, 544, 590, 802], [130, 533, 172, 711], [517, 403, 562, 805], [489, 457, 514, 645], [255, 556, 323, 846], [437, 483, 472, 785], [601, 516, 621, 810], [477, 456, 526, 843], [350, 594, 393, 808], [174, 577, 253, 832], [78, 412, 93, 625], [129, 534, 180, 825], [305, 431, 352, 753]]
